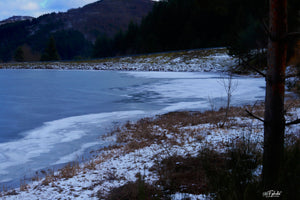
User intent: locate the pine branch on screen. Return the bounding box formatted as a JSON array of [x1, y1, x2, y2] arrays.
[[286, 119, 300, 126], [245, 109, 265, 123]]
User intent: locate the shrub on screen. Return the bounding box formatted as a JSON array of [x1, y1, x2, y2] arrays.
[[151, 138, 262, 199], [101, 174, 166, 200], [278, 139, 300, 200], [201, 141, 261, 200]]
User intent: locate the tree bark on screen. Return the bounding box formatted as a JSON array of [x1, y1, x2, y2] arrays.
[[263, 0, 287, 191]]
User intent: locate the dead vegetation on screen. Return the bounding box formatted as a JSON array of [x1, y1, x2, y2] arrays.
[[110, 103, 266, 154], [111, 98, 299, 153]]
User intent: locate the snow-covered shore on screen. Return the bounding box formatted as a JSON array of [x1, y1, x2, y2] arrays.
[[0, 48, 235, 73], [1, 48, 299, 199], [2, 105, 299, 200]]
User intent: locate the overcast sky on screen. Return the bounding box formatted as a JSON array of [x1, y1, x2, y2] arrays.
[[0, 0, 99, 21]]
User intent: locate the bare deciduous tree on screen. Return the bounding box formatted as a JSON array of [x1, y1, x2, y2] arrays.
[[219, 74, 238, 127]]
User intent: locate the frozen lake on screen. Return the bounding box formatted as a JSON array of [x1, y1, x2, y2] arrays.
[[0, 70, 265, 186]]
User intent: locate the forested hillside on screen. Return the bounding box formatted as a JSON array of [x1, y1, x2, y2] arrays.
[[0, 0, 299, 62], [94, 0, 300, 60], [0, 0, 153, 62]]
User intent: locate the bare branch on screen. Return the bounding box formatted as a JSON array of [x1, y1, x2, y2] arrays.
[[245, 63, 267, 78], [240, 56, 267, 77], [261, 19, 272, 39], [283, 32, 300, 40], [285, 74, 297, 79], [245, 109, 265, 123], [286, 119, 300, 126]]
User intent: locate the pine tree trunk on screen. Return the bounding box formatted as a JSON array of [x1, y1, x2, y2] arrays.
[[263, 0, 287, 190]]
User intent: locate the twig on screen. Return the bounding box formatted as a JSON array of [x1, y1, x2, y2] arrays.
[[283, 32, 300, 40], [286, 119, 300, 126], [261, 18, 272, 40], [240, 56, 267, 78], [245, 63, 267, 77], [245, 109, 265, 123], [285, 74, 297, 79]]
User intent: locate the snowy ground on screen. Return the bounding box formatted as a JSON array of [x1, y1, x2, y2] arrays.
[[1, 48, 236, 73], [1, 48, 299, 199], [1, 106, 299, 200]]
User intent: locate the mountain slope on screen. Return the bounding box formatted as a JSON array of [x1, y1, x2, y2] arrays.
[[0, 16, 34, 26], [0, 0, 154, 62], [60, 0, 154, 41]]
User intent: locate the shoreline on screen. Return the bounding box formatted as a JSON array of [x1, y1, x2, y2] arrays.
[[1, 100, 299, 199], [0, 48, 235, 73]]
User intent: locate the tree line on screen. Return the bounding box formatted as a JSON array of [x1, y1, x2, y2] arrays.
[[0, 17, 92, 62], [1, 0, 299, 62], [93, 0, 299, 65]]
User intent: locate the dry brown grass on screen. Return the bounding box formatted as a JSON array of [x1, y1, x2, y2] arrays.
[[106, 97, 300, 156], [58, 162, 80, 179], [0, 184, 18, 197], [38, 162, 80, 186], [19, 178, 29, 192], [108, 103, 268, 153]]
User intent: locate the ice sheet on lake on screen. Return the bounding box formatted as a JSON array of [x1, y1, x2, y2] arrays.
[[0, 71, 266, 185], [0, 110, 145, 182], [125, 71, 265, 110]]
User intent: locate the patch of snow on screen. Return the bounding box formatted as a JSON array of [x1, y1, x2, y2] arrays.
[[171, 193, 210, 200]]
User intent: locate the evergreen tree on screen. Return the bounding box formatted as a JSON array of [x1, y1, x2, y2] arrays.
[[52, 30, 92, 60], [123, 21, 139, 54], [112, 30, 126, 55], [41, 36, 60, 61], [14, 46, 24, 62], [93, 34, 113, 58]]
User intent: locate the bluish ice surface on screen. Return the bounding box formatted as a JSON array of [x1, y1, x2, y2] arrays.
[[0, 69, 265, 186]]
